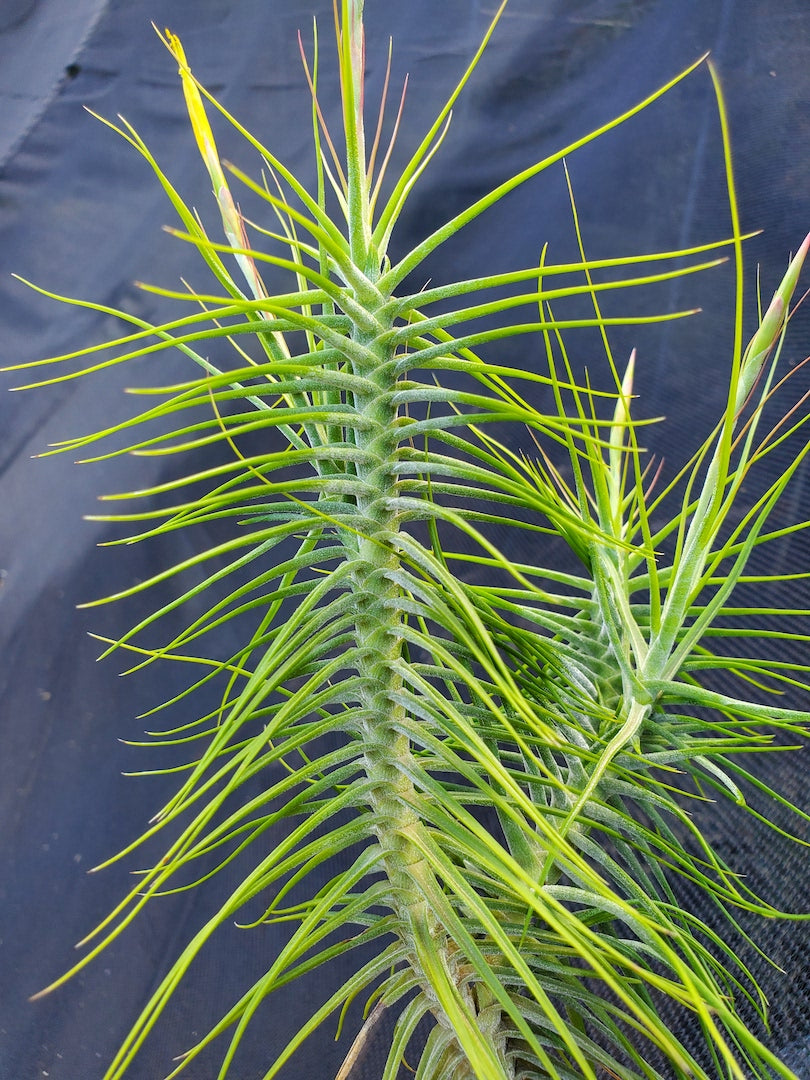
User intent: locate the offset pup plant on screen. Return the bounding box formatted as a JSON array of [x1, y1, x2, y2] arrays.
[[7, 1, 810, 1077]]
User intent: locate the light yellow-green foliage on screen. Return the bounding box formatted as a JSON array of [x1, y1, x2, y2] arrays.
[[5, 3, 810, 1078]]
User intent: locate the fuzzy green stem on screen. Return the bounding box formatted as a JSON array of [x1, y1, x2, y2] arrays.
[[342, 293, 510, 1077]]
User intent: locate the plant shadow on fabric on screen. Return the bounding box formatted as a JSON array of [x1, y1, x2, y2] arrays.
[[5, 2, 810, 1078]]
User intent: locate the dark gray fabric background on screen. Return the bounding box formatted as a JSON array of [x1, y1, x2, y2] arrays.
[[1, 1, 809, 1077]]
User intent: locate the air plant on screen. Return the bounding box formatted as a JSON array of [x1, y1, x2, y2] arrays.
[[6, 1, 810, 1077]]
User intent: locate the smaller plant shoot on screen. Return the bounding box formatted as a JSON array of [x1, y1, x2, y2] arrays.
[[6, 2, 810, 1078]]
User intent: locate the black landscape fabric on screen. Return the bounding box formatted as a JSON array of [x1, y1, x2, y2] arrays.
[[1, 1, 810, 1078]]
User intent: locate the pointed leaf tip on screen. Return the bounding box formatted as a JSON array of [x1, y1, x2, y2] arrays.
[[782, 229, 810, 300], [743, 231, 810, 376]]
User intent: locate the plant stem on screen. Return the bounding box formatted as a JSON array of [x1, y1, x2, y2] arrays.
[[343, 283, 512, 1075]]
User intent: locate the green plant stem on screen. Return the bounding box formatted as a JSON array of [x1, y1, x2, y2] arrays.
[[343, 303, 495, 1076]]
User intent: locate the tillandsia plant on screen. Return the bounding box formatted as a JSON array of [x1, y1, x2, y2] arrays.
[[6, 2, 810, 1078]]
